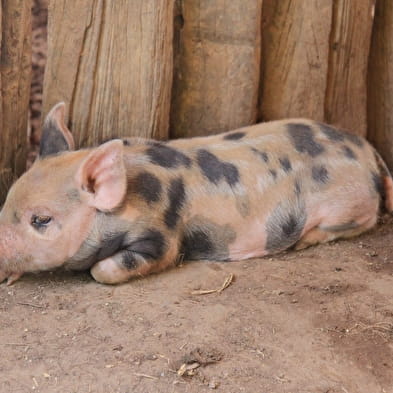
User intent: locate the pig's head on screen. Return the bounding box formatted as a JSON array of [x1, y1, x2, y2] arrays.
[[0, 103, 127, 284]]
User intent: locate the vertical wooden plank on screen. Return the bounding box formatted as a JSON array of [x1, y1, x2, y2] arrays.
[[31, 0, 49, 145], [171, 0, 262, 138], [368, 0, 393, 169], [43, 0, 173, 147], [0, 0, 32, 203], [42, 0, 94, 122], [260, 0, 332, 121], [325, 0, 375, 136]]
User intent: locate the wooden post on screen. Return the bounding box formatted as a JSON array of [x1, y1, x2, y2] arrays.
[[260, 0, 332, 122], [368, 0, 393, 169], [325, 0, 375, 136], [0, 0, 32, 204], [43, 0, 174, 147], [170, 0, 262, 138], [260, 0, 375, 137]]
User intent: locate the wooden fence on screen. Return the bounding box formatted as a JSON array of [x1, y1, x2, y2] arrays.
[[1, 0, 393, 203], [0, 0, 31, 203]]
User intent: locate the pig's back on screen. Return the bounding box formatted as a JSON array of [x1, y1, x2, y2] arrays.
[[123, 119, 387, 262]]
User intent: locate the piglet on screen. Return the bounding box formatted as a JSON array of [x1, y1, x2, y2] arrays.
[[0, 102, 392, 284]]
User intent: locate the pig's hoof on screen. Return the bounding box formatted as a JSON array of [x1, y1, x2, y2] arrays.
[[0, 271, 7, 284], [6, 273, 22, 286], [0, 272, 22, 285], [0, 272, 23, 285], [90, 258, 130, 284]]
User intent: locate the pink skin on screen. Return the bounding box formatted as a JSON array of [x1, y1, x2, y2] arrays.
[[0, 103, 127, 285], [0, 224, 26, 284], [0, 272, 22, 286], [0, 141, 125, 284], [0, 102, 391, 285]]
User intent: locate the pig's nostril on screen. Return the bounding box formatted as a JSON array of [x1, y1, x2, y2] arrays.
[[0, 226, 19, 260]]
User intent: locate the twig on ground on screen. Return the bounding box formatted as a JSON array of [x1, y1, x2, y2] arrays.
[[17, 302, 45, 309], [191, 273, 234, 295], [134, 373, 158, 380]]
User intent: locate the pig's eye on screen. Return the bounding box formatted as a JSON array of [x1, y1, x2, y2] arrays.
[[31, 215, 52, 230]]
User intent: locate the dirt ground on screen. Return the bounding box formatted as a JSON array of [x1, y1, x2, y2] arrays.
[[1, 214, 392, 393]]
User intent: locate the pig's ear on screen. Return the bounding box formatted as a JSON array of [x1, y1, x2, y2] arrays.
[[75, 140, 127, 211], [39, 102, 75, 158]]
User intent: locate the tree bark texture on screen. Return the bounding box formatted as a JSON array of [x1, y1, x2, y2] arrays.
[[0, 0, 32, 204], [170, 0, 262, 138], [43, 0, 174, 147], [368, 0, 393, 170]]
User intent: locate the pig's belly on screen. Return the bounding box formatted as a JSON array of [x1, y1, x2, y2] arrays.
[[228, 219, 269, 259]]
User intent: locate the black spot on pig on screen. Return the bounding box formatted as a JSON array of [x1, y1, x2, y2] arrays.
[[134, 172, 162, 203], [236, 195, 251, 218], [121, 253, 138, 269], [65, 217, 132, 270], [122, 138, 149, 147], [223, 131, 246, 140], [223, 164, 240, 186], [321, 221, 359, 232], [294, 180, 301, 196], [319, 123, 364, 147], [279, 157, 292, 173], [164, 177, 186, 229], [312, 165, 329, 184], [266, 200, 307, 252], [181, 216, 237, 260], [147, 144, 191, 168], [196, 150, 224, 184], [319, 123, 345, 142], [69, 221, 168, 271], [287, 123, 325, 157], [282, 215, 298, 237], [261, 152, 269, 163], [371, 171, 384, 199], [197, 149, 240, 186], [96, 232, 127, 261], [342, 145, 357, 160], [121, 229, 167, 269], [344, 132, 364, 147], [145, 140, 166, 146], [181, 230, 214, 260], [269, 169, 277, 180], [252, 148, 269, 163], [128, 229, 167, 260]]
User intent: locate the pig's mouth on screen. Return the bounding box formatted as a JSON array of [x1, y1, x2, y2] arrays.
[[0, 227, 30, 284], [0, 251, 30, 285]]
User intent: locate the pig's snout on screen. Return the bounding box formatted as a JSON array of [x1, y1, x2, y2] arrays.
[[0, 224, 30, 284], [0, 225, 24, 270]]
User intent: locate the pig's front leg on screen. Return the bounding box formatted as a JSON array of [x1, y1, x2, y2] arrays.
[[90, 231, 178, 284], [91, 251, 147, 284], [0, 271, 23, 286]]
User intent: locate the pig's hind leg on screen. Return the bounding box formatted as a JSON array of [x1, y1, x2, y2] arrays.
[[295, 215, 377, 251], [0, 270, 22, 286]]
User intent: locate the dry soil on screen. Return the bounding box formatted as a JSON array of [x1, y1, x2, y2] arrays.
[[1, 215, 393, 393]]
